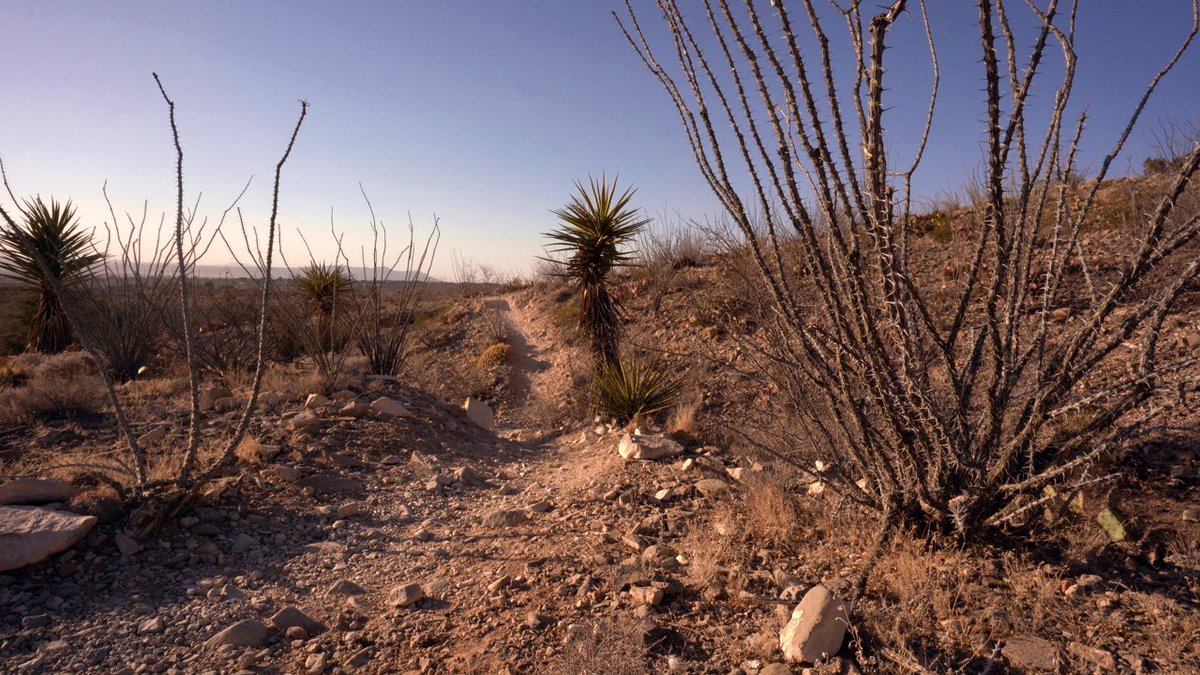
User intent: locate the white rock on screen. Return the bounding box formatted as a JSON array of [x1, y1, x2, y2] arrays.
[[463, 397, 494, 431], [618, 433, 683, 461], [292, 411, 321, 432], [114, 532, 140, 556], [304, 393, 329, 409], [370, 397, 412, 419], [207, 619, 268, 647], [0, 479, 79, 505], [391, 583, 425, 607], [779, 585, 849, 664], [0, 507, 96, 572]]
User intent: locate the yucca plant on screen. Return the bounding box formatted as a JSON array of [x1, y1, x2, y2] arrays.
[[592, 357, 682, 425], [295, 262, 350, 317], [545, 176, 649, 368], [0, 197, 104, 353], [295, 262, 351, 351]]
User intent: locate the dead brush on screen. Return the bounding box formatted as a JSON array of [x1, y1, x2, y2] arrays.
[[234, 436, 265, 465], [551, 617, 648, 675], [618, 0, 1200, 540], [741, 470, 803, 547], [0, 351, 108, 425], [869, 540, 987, 663]]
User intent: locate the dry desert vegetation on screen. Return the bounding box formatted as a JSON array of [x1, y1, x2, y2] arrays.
[[2, 2, 1200, 674]]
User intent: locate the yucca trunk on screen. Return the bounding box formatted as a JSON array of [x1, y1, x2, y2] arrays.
[[27, 284, 74, 353]]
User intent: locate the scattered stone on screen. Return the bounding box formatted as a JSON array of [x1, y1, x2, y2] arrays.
[[296, 475, 364, 495], [230, 533, 260, 554], [305, 652, 327, 674], [200, 386, 233, 411], [483, 508, 528, 528], [630, 586, 665, 606], [305, 393, 329, 409], [207, 620, 269, 647], [370, 397, 413, 419], [464, 397, 495, 430], [1069, 642, 1116, 671], [1002, 634, 1059, 671], [727, 467, 746, 481], [258, 391, 287, 406], [760, 664, 792, 675], [346, 648, 372, 669], [330, 579, 366, 595], [529, 500, 553, 513], [525, 612, 553, 629], [0, 479, 79, 506], [339, 400, 369, 418], [618, 433, 684, 461], [270, 606, 326, 636], [336, 502, 364, 519], [292, 411, 321, 433], [0, 506, 97, 572], [273, 466, 302, 483], [381, 455, 403, 465], [780, 584, 849, 664], [285, 626, 308, 640], [114, 532, 140, 556], [391, 583, 425, 607], [329, 452, 362, 469], [331, 389, 357, 401], [138, 617, 162, 634], [694, 478, 731, 498]]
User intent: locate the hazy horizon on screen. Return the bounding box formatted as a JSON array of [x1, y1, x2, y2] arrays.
[[3, 1, 1198, 280]]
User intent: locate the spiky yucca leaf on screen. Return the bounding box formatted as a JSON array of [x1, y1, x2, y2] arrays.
[[0, 197, 103, 353], [544, 176, 649, 366], [295, 262, 351, 316], [592, 357, 682, 425]]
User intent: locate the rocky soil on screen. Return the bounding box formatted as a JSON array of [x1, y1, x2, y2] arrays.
[[1, 260, 1199, 674]]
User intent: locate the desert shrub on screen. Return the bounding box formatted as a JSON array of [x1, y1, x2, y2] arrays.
[[0, 197, 104, 353], [591, 357, 681, 425], [544, 176, 649, 368], [0, 351, 107, 425], [619, 1, 1200, 538]]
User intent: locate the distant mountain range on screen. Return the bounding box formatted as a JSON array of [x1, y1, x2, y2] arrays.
[[192, 264, 439, 282]]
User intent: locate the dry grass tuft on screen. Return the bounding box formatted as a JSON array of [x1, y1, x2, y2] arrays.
[[682, 504, 739, 590], [551, 617, 647, 675], [742, 470, 802, 546], [235, 436, 265, 465], [476, 342, 511, 371], [666, 393, 701, 442]]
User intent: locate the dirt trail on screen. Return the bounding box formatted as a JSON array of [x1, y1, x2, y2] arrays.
[[485, 294, 580, 434], [0, 292, 664, 674]]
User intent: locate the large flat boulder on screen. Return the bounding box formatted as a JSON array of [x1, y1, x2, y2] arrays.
[[0, 479, 79, 505], [0, 506, 97, 572]]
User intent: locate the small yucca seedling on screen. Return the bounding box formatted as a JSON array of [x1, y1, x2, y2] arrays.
[[591, 358, 682, 425]]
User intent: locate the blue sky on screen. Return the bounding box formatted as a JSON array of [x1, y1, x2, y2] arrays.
[[2, 1, 1197, 279]]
